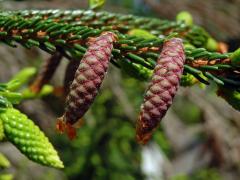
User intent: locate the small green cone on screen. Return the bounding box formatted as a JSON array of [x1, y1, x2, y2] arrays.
[[128, 29, 157, 39], [176, 11, 193, 26], [0, 108, 64, 168], [217, 87, 240, 111]]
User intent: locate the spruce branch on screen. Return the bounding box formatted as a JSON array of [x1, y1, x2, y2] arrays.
[[0, 9, 239, 111], [0, 11, 238, 90], [1, 10, 213, 48]]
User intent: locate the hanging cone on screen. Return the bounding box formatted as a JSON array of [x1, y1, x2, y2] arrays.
[[136, 38, 185, 144], [57, 32, 117, 139]]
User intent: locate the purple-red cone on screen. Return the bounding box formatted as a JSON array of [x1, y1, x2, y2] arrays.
[[136, 38, 185, 144], [57, 32, 117, 139]]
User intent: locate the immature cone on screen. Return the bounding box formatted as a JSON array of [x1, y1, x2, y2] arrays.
[[0, 108, 63, 168], [57, 32, 117, 139], [136, 38, 185, 144]]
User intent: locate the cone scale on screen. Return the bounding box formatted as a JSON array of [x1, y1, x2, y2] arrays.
[[136, 38, 185, 144]]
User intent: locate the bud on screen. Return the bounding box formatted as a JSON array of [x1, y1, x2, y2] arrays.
[[217, 42, 228, 53], [176, 11, 193, 26], [128, 29, 157, 39], [206, 38, 218, 52], [180, 73, 198, 86], [136, 38, 185, 144]]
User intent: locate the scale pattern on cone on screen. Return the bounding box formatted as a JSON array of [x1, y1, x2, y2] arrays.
[[57, 32, 117, 139], [0, 108, 63, 168], [136, 38, 185, 144]]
